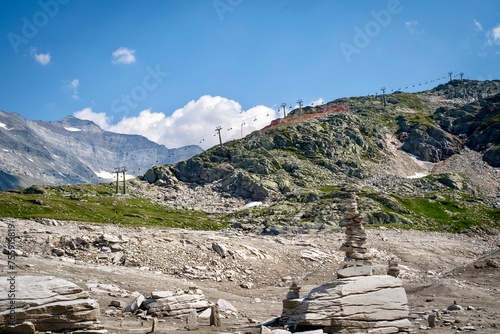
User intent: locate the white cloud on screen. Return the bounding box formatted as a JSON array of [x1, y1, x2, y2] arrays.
[[404, 21, 424, 35], [486, 24, 500, 45], [30, 47, 51, 65], [74, 96, 277, 149], [473, 19, 483, 32], [405, 21, 418, 28], [111, 47, 136, 64], [74, 107, 112, 129], [309, 97, 324, 106], [70, 79, 79, 99], [62, 79, 80, 100]]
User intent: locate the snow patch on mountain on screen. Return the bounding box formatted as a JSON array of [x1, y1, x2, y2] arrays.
[[64, 126, 82, 132], [407, 154, 435, 179]]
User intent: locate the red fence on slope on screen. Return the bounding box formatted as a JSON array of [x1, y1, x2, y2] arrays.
[[260, 104, 348, 132]]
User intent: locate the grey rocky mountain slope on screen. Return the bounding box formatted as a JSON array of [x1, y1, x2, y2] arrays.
[[142, 80, 500, 233], [0, 112, 202, 190], [144, 80, 500, 198]]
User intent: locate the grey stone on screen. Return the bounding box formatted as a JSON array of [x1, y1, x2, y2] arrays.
[[111, 252, 123, 264], [217, 298, 237, 313], [210, 305, 221, 327], [212, 242, 229, 258], [51, 247, 65, 256], [143, 289, 209, 317], [0, 321, 35, 334], [428, 314, 436, 327], [151, 291, 174, 299], [281, 275, 410, 333], [261, 325, 272, 334], [109, 300, 126, 308], [124, 294, 145, 313], [0, 276, 100, 332], [337, 265, 372, 278], [446, 302, 463, 311], [240, 281, 254, 289], [270, 329, 292, 334], [198, 308, 211, 318], [185, 309, 198, 330]]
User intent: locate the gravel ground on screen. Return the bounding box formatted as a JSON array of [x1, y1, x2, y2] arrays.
[[1, 218, 499, 333]]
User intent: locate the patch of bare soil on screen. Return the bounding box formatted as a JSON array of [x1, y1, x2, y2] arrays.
[[1, 218, 499, 333]]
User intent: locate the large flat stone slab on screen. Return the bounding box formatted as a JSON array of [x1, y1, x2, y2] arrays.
[[0, 276, 101, 332], [281, 275, 410, 333]]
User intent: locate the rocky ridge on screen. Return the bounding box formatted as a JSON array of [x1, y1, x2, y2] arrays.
[[0, 112, 202, 191], [141, 80, 500, 233]]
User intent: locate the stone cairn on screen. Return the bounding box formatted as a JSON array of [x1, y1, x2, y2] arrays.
[[337, 194, 373, 278], [280, 194, 411, 333]]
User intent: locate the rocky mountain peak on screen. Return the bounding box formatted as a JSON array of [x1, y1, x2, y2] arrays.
[[0, 111, 202, 190]]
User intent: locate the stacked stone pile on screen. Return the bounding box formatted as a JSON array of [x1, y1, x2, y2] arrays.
[[0, 276, 103, 333], [337, 194, 373, 279], [281, 195, 411, 333]]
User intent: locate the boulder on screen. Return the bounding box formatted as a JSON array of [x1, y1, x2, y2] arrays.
[[216, 298, 237, 313], [281, 275, 410, 333], [143, 287, 209, 317], [483, 145, 500, 167], [0, 321, 35, 334], [124, 294, 145, 313], [0, 276, 101, 332]]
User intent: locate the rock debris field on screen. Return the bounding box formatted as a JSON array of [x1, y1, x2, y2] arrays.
[[0, 217, 499, 333]]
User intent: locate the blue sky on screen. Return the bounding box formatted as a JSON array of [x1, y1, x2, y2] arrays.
[[1, 0, 499, 149]]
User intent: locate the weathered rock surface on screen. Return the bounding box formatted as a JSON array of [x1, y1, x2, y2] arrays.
[[280, 197, 410, 333], [142, 287, 210, 317], [281, 275, 410, 333], [0, 217, 499, 333], [0, 276, 102, 332]]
